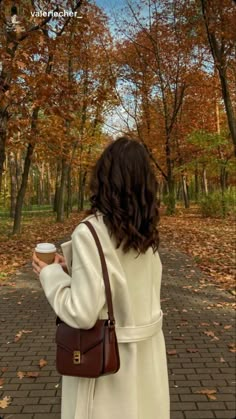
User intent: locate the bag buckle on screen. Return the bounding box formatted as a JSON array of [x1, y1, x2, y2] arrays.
[[73, 351, 81, 364]]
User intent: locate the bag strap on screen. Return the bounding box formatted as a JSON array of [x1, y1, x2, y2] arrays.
[[81, 220, 115, 324]]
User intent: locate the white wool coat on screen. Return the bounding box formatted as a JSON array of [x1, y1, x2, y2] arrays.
[[40, 213, 170, 419]]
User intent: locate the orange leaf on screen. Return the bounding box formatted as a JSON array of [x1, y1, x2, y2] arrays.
[[17, 371, 25, 380], [195, 388, 217, 400], [204, 330, 215, 337], [167, 349, 177, 355], [39, 359, 47, 369], [208, 394, 217, 400], [228, 343, 236, 352], [14, 331, 23, 342], [0, 396, 11, 408], [26, 372, 39, 378]]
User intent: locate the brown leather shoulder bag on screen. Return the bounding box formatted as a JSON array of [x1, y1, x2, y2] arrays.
[[55, 220, 120, 378]]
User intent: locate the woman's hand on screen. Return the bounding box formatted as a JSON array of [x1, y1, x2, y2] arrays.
[[55, 253, 68, 273], [32, 252, 68, 277], [32, 252, 48, 276]]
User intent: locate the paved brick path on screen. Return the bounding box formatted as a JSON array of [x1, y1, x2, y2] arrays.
[[0, 245, 235, 419]]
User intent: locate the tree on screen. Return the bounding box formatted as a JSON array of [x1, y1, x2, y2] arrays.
[[9, 0, 84, 233], [0, 0, 84, 193], [200, 0, 236, 155], [114, 0, 204, 213]]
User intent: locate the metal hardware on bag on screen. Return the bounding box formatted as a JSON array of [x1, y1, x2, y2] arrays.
[[108, 319, 115, 328], [73, 351, 81, 364]]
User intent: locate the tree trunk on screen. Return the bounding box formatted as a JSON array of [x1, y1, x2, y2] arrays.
[[56, 159, 69, 222], [78, 169, 87, 211], [0, 38, 18, 193], [39, 162, 45, 206], [53, 162, 61, 212], [15, 150, 22, 192], [13, 143, 35, 234], [166, 135, 175, 214], [201, 0, 236, 156], [202, 166, 208, 196], [220, 165, 227, 218], [182, 174, 190, 209], [78, 169, 83, 212], [66, 167, 72, 218], [194, 165, 199, 201], [46, 164, 52, 206], [9, 152, 17, 217], [13, 107, 39, 234], [220, 165, 227, 194], [219, 71, 236, 155], [0, 110, 9, 193], [176, 181, 181, 201]]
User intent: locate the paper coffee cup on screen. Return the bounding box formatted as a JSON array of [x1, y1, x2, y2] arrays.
[[35, 243, 56, 264]]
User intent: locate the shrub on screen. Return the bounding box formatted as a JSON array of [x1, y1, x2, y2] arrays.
[[200, 190, 235, 218]]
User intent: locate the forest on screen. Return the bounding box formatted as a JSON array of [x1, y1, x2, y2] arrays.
[[0, 0, 235, 288], [0, 3, 235, 415]]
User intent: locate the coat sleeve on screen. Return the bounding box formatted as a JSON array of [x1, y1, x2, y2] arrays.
[[39, 223, 106, 329]]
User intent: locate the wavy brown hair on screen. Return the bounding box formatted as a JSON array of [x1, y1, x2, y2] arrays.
[[88, 137, 160, 253]]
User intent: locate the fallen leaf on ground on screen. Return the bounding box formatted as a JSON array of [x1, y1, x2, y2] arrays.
[[0, 396, 11, 408], [26, 372, 39, 378], [14, 329, 33, 342], [203, 330, 220, 341], [224, 325, 232, 330], [187, 348, 199, 353], [17, 371, 40, 379], [159, 215, 235, 291], [167, 350, 177, 355], [14, 331, 23, 342], [17, 371, 25, 380], [195, 388, 217, 400], [1, 367, 8, 373], [227, 343, 236, 353], [39, 359, 47, 369], [178, 321, 188, 326], [220, 357, 225, 363], [0, 378, 4, 387]]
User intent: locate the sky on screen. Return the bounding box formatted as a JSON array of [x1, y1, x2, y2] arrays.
[[94, 0, 127, 15]]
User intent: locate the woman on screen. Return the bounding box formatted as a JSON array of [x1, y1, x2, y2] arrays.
[[32, 137, 170, 419]]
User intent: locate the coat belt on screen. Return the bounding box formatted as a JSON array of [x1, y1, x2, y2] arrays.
[[115, 310, 163, 343]]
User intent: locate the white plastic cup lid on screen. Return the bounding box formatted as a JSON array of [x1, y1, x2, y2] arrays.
[[35, 243, 56, 253]]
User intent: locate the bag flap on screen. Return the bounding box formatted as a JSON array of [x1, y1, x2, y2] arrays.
[[56, 320, 107, 354]]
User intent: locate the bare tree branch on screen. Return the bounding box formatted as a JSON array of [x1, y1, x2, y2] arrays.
[[54, 0, 84, 37]]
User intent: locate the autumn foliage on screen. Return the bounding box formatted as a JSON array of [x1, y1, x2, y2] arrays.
[[0, 0, 235, 288]]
